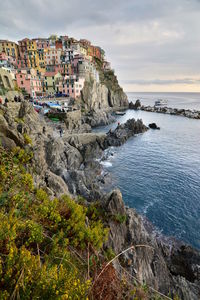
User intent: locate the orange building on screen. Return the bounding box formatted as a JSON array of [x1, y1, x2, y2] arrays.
[[55, 40, 63, 49], [87, 45, 102, 60]]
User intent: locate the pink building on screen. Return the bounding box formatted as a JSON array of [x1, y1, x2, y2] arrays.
[[34, 38, 50, 49], [16, 68, 42, 98], [56, 75, 85, 99]]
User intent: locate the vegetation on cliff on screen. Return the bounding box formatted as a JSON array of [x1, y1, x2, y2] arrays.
[[0, 144, 172, 299], [0, 145, 109, 299], [94, 57, 127, 97]]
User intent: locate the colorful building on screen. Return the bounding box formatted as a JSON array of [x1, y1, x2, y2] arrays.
[[0, 35, 108, 100], [71, 42, 87, 57], [78, 59, 99, 82], [55, 40, 63, 50], [34, 38, 50, 49], [87, 45, 102, 61], [44, 71, 62, 95], [0, 40, 18, 58], [0, 53, 17, 68], [44, 49, 62, 65], [56, 75, 85, 98], [16, 68, 42, 98]]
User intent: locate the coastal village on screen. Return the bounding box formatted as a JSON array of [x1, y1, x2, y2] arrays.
[[0, 35, 111, 104]]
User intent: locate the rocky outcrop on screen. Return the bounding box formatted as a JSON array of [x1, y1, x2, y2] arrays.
[[103, 189, 200, 300], [78, 72, 129, 126], [104, 118, 148, 147], [129, 99, 141, 110], [140, 105, 200, 119], [82, 110, 115, 127], [0, 104, 148, 200]]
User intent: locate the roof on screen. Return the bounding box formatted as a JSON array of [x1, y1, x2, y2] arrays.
[[0, 40, 17, 44], [44, 72, 57, 77]]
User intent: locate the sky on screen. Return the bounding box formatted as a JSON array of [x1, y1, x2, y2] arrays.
[[1, 0, 200, 92]]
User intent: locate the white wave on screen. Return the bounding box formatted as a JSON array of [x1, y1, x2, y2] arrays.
[[100, 161, 113, 167]]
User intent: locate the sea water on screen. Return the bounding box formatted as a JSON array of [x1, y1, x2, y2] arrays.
[[95, 92, 200, 249]]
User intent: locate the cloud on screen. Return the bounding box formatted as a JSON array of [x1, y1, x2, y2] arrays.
[[0, 0, 200, 92], [122, 78, 200, 85]]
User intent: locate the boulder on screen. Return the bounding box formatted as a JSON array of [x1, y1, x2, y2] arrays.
[[0, 134, 16, 150], [149, 123, 160, 130]]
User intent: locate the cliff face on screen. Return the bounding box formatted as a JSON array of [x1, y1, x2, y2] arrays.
[[103, 190, 200, 300], [79, 68, 129, 126], [80, 73, 128, 112]]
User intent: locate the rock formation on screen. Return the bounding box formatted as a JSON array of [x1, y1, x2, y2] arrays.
[[104, 118, 148, 147], [129, 99, 141, 110], [149, 123, 160, 130], [78, 71, 129, 126]]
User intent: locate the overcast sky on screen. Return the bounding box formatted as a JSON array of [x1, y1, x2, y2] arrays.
[[1, 0, 200, 92]]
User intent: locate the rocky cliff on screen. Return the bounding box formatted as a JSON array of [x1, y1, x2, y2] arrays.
[[0, 101, 200, 300], [78, 67, 129, 126]]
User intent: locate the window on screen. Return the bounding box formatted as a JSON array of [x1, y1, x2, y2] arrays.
[[21, 81, 23, 84]]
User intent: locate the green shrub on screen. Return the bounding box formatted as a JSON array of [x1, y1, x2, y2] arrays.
[[23, 133, 32, 145], [15, 117, 24, 124], [0, 146, 109, 298], [112, 214, 127, 224]]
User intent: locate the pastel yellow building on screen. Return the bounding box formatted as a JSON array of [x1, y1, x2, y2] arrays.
[[26, 40, 40, 70], [0, 40, 18, 58]]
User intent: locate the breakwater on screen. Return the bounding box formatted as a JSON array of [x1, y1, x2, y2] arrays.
[[140, 105, 200, 119]]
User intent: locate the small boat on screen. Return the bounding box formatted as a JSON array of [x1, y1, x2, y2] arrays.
[[115, 111, 126, 116], [155, 99, 168, 106]]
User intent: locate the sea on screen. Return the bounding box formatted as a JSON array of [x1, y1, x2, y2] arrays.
[[95, 92, 200, 250]]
